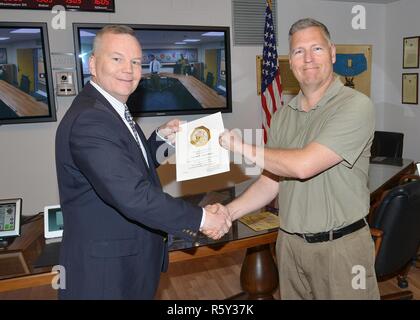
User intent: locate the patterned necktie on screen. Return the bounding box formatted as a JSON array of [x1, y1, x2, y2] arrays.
[[124, 104, 141, 147], [124, 104, 149, 167]]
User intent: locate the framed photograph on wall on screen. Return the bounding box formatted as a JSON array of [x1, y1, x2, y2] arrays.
[[402, 73, 418, 104], [256, 55, 300, 95], [403, 36, 419, 69], [0, 48, 7, 64], [334, 44, 372, 97]]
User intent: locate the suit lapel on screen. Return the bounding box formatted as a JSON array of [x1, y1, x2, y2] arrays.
[[83, 83, 152, 173]]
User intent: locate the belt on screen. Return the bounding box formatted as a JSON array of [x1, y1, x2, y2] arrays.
[[292, 218, 367, 243]]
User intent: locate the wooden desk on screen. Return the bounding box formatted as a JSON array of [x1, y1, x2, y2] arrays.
[[369, 159, 415, 204], [142, 72, 226, 109], [0, 160, 414, 299], [0, 80, 48, 116], [0, 219, 278, 299], [0, 217, 44, 280]]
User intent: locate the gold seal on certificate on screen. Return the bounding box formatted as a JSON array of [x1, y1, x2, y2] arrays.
[[190, 126, 211, 147]]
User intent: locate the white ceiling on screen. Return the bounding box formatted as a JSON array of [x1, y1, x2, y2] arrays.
[[322, 0, 400, 4]]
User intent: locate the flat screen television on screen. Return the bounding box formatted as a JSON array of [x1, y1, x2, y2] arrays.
[[0, 22, 56, 125], [73, 23, 232, 117]]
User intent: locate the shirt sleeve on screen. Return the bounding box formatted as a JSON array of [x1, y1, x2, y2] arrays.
[[314, 93, 375, 167]]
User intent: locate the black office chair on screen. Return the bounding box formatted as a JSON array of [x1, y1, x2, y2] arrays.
[[205, 72, 214, 88], [184, 65, 191, 75], [399, 174, 420, 271], [369, 180, 420, 299], [371, 131, 404, 159], [19, 74, 30, 94], [173, 64, 181, 74]]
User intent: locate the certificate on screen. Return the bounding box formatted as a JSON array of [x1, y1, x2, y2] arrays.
[[403, 37, 419, 69], [176, 112, 229, 181], [402, 73, 418, 104]]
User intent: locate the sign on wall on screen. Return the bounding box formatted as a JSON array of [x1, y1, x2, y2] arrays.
[[0, 0, 115, 12]]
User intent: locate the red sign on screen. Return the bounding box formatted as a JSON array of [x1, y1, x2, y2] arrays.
[[0, 0, 115, 12]]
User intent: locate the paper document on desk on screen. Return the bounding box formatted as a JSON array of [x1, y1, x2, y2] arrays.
[[176, 112, 229, 181], [239, 211, 280, 232]]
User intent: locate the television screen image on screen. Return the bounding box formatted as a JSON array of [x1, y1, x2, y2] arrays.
[[0, 198, 22, 240], [74, 24, 232, 117], [0, 22, 56, 125]]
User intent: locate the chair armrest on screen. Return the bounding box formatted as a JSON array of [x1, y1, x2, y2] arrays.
[[369, 189, 390, 224], [370, 227, 383, 258]]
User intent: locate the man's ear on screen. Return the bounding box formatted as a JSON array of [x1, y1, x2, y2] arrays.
[[89, 55, 96, 77], [330, 44, 336, 64]]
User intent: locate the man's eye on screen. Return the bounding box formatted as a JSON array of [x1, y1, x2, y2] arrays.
[[314, 47, 323, 52], [132, 60, 141, 65], [293, 49, 303, 56], [112, 57, 121, 62]]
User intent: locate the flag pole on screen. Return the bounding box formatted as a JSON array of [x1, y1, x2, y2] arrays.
[[260, 0, 283, 144]]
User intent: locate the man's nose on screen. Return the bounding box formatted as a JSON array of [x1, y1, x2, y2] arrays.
[[122, 60, 133, 73], [304, 50, 313, 63]]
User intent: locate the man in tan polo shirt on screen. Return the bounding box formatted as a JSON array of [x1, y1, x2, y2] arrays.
[[219, 18, 379, 299]]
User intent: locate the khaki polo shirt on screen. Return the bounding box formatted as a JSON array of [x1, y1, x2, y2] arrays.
[[266, 77, 375, 233]]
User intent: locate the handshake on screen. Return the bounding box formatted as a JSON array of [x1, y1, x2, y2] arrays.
[[200, 203, 232, 240]]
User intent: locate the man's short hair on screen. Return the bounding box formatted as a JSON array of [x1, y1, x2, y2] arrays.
[[288, 18, 331, 47], [92, 25, 137, 55]]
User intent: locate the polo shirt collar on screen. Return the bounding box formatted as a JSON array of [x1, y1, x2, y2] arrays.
[[288, 76, 344, 112]]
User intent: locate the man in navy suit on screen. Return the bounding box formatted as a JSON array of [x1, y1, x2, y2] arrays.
[[55, 25, 231, 299]]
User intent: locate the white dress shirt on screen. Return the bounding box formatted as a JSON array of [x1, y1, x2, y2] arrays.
[[149, 59, 161, 74]]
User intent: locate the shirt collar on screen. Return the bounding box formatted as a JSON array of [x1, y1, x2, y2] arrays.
[[89, 80, 126, 117], [288, 76, 344, 112]]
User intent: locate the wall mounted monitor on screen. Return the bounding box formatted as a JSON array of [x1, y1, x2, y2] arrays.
[[0, 22, 56, 125], [73, 23, 232, 117]]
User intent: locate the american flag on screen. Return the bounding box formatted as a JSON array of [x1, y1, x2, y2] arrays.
[[261, 0, 283, 144]]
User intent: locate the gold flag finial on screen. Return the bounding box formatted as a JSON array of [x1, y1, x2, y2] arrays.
[[267, 0, 272, 9]]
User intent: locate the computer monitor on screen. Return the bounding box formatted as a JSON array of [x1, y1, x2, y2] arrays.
[[0, 198, 22, 248], [43, 205, 63, 239]]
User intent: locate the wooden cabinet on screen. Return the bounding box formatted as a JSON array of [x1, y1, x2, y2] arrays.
[[0, 64, 18, 86], [0, 217, 43, 279]]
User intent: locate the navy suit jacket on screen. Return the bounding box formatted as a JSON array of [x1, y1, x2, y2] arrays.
[[55, 82, 202, 299]]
